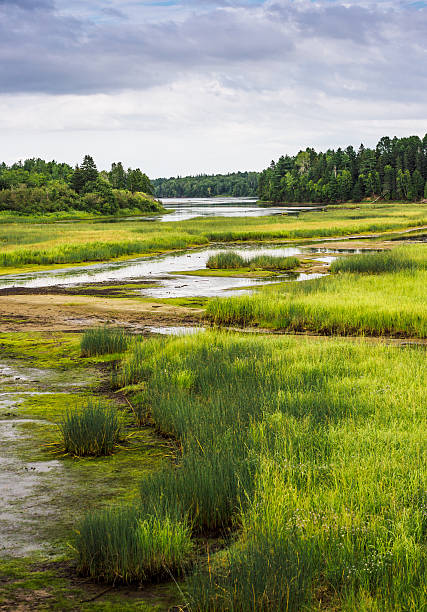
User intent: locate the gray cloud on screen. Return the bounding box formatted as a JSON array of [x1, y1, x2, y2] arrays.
[[0, 0, 54, 9], [0, 0, 426, 104]]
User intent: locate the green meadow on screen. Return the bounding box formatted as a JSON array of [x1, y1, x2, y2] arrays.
[[1, 202, 426, 610], [74, 331, 426, 611], [206, 244, 427, 338], [0, 201, 426, 270]]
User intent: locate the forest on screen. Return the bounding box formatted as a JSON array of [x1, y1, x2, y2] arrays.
[[259, 134, 427, 203], [2, 135, 427, 215], [152, 171, 259, 198], [0, 156, 160, 215]]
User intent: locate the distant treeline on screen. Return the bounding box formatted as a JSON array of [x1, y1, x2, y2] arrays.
[[259, 135, 427, 204], [153, 171, 259, 198], [0, 156, 160, 215]]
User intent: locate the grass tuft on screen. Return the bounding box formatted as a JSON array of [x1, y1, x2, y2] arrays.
[[206, 251, 298, 271], [74, 506, 193, 583], [59, 401, 122, 457], [81, 326, 130, 356]]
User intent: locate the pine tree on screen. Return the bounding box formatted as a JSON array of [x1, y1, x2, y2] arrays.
[[411, 169, 424, 200], [80, 155, 98, 188], [70, 165, 85, 194], [110, 162, 127, 189], [352, 180, 363, 202]]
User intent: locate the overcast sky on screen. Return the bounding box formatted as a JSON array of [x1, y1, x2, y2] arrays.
[[0, 0, 426, 177]]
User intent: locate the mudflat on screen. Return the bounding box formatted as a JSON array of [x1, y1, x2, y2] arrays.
[[0, 294, 203, 332]]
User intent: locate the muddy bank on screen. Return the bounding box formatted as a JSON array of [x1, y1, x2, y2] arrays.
[[0, 335, 178, 610], [0, 293, 203, 333]]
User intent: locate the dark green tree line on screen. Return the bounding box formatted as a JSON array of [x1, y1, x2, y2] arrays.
[[153, 171, 259, 198], [259, 135, 427, 203], [0, 155, 158, 215]]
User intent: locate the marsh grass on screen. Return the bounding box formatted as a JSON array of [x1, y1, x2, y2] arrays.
[[207, 251, 299, 271], [207, 252, 245, 269], [74, 506, 193, 583], [81, 326, 130, 356], [206, 245, 427, 337], [0, 201, 426, 269], [331, 244, 427, 274], [147, 334, 426, 608], [0, 232, 205, 267], [248, 254, 299, 270], [60, 401, 122, 457], [75, 332, 426, 608]]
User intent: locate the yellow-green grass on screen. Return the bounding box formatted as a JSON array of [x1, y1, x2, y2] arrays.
[[76, 332, 426, 609], [80, 326, 130, 356], [206, 245, 427, 338], [206, 251, 299, 271], [0, 201, 426, 271], [331, 244, 427, 274]]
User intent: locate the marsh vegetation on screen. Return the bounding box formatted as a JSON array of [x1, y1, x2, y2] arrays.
[[60, 401, 122, 457], [207, 244, 427, 338], [206, 251, 299, 271], [73, 332, 426, 610], [1, 199, 426, 611], [0, 201, 426, 271]]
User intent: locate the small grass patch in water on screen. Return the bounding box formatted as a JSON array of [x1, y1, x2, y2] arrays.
[[207, 251, 299, 271], [247, 254, 299, 270], [207, 251, 245, 269], [74, 506, 193, 584], [59, 401, 122, 457], [81, 327, 130, 357]]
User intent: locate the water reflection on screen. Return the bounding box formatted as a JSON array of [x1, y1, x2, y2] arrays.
[[156, 198, 324, 222], [0, 244, 327, 298]]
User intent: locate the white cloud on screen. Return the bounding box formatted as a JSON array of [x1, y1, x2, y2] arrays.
[[0, 0, 426, 174]]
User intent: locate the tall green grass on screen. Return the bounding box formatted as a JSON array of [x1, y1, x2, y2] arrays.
[[75, 506, 193, 583], [331, 245, 427, 274], [207, 251, 245, 269], [60, 401, 122, 457], [206, 251, 299, 271], [248, 254, 299, 270], [0, 232, 207, 267], [73, 331, 426, 609], [81, 326, 130, 356], [206, 246, 427, 338]]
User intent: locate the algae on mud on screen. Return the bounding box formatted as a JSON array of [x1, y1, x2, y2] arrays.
[[0, 331, 171, 609]]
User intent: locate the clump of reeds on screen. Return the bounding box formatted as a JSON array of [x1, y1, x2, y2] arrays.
[[81, 326, 130, 356], [74, 506, 193, 583], [206, 251, 298, 271], [206, 251, 245, 269], [247, 254, 299, 270], [59, 401, 122, 457], [330, 247, 424, 274]]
